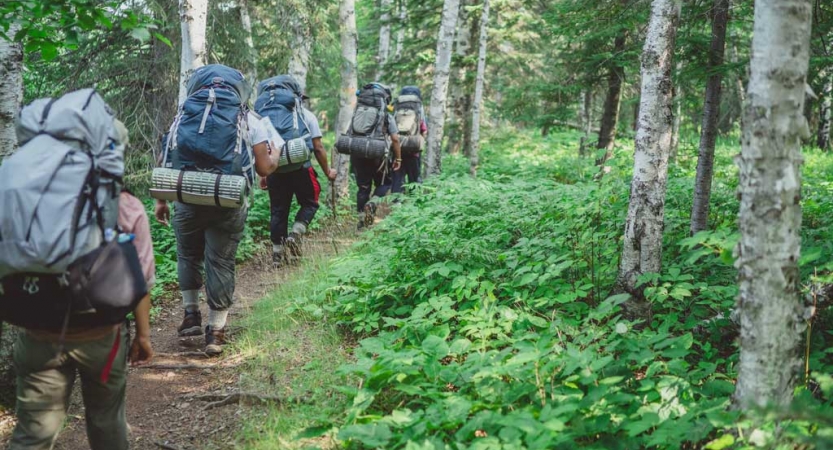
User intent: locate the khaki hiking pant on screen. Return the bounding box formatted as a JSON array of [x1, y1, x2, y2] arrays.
[[9, 326, 129, 450]]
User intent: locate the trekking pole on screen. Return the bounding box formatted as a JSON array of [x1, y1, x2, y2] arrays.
[[330, 147, 338, 223]]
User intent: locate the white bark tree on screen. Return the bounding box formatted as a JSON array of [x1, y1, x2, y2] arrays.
[[468, 0, 489, 177], [733, 0, 812, 410], [615, 0, 679, 316], [376, 0, 392, 81], [394, 3, 407, 60], [447, 0, 472, 155], [239, 0, 257, 84], [178, 0, 208, 105], [0, 24, 23, 159], [333, 0, 359, 201], [288, 4, 312, 92], [424, 0, 461, 177]]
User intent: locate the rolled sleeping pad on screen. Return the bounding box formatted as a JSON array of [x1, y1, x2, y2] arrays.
[[399, 134, 424, 155], [280, 136, 312, 167], [150, 168, 247, 208], [335, 135, 389, 159]]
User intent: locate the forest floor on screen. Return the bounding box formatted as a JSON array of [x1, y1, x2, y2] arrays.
[[0, 209, 370, 450]]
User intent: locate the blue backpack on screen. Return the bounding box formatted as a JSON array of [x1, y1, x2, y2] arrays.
[[255, 75, 312, 174], [163, 64, 255, 183]]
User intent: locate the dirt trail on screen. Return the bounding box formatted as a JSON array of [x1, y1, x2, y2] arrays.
[[0, 220, 358, 450]]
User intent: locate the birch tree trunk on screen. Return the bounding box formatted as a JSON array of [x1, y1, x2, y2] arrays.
[[0, 24, 23, 159], [733, 0, 811, 410], [447, 0, 471, 155], [394, 4, 407, 60], [817, 74, 832, 150], [239, 0, 257, 84], [424, 0, 461, 177], [595, 30, 626, 165], [333, 0, 359, 201], [468, 0, 490, 177], [376, 0, 392, 81], [178, 0, 208, 105], [288, 6, 312, 92], [615, 0, 679, 317], [689, 0, 729, 235]]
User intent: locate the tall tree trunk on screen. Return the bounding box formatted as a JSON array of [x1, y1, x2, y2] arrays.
[[178, 0, 208, 105], [729, 30, 746, 121], [0, 24, 23, 159], [288, 6, 312, 92], [733, 0, 811, 410], [579, 89, 593, 156], [615, 0, 679, 317], [334, 0, 359, 201], [469, 0, 490, 177], [394, 3, 407, 60], [817, 74, 832, 150], [376, 0, 392, 81], [596, 30, 626, 165], [424, 0, 461, 177], [239, 0, 257, 84], [447, 0, 472, 155], [689, 0, 730, 235]]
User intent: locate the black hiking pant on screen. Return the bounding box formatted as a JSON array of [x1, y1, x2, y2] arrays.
[[391, 154, 421, 194], [267, 166, 321, 244], [352, 156, 392, 212]]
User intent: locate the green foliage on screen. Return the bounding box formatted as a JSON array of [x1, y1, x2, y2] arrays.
[[259, 129, 833, 449]]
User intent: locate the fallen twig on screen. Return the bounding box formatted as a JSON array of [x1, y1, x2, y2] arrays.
[[154, 441, 183, 450], [152, 352, 209, 358], [136, 363, 218, 370], [188, 391, 290, 410]]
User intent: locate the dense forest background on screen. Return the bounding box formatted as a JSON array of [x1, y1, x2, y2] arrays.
[[3, 0, 833, 448]]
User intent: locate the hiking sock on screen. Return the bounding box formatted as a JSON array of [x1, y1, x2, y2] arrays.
[[272, 244, 284, 254], [207, 309, 229, 330], [182, 289, 200, 313], [291, 221, 307, 236]]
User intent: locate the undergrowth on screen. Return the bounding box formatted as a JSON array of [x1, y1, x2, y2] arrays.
[[237, 128, 833, 449]]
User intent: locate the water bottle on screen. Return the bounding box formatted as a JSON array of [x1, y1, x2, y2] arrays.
[[117, 233, 135, 244], [104, 228, 116, 242]]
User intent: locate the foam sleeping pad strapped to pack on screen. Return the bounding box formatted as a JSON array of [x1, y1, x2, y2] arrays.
[[335, 135, 390, 160], [399, 134, 425, 155], [150, 168, 248, 208], [280, 137, 312, 167]]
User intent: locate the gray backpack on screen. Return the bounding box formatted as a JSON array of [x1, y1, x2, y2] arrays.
[[0, 89, 123, 279]]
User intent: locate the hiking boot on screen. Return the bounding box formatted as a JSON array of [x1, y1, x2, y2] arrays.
[[272, 247, 287, 269], [286, 233, 302, 258], [363, 202, 376, 228], [177, 310, 202, 337], [204, 326, 226, 356]]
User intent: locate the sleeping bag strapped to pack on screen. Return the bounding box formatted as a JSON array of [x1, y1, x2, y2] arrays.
[[255, 75, 313, 174], [154, 64, 254, 208], [335, 83, 391, 160], [0, 89, 148, 330], [395, 85, 424, 155]]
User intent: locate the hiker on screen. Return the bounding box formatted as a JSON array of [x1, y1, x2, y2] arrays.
[[254, 74, 337, 267], [0, 89, 154, 450], [336, 82, 403, 229], [153, 64, 284, 355], [391, 85, 427, 195]]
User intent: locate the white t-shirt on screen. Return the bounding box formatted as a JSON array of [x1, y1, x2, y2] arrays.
[[247, 112, 285, 151], [301, 109, 323, 140]]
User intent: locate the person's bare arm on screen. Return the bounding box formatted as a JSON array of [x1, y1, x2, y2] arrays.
[[312, 138, 337, 180], [253, 141, 280, 177], [129, 294, 153, 365], [390, 134, 402, 171]]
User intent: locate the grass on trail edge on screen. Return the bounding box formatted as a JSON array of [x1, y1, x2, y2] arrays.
[[230, 128, 833, 450]]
